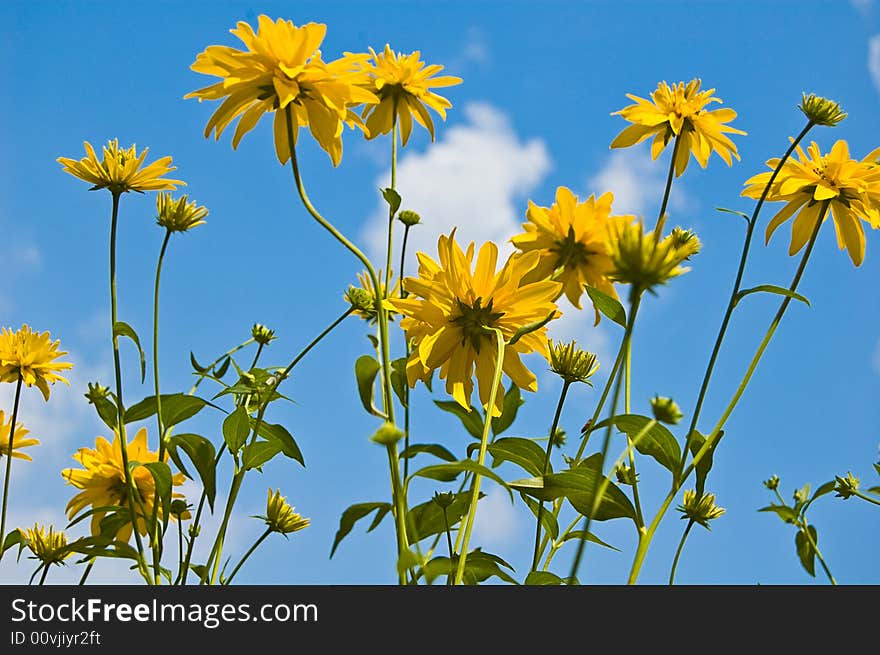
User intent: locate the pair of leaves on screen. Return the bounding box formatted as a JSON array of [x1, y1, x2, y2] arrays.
[[488, 437, 548, 477], [330, 502, 393, 558], [125, 394, 210, 428], [409, 459, 512, 501], [419, 550, 517, 585], [594, 414, 681, 481], [168, 433, 216, 510]]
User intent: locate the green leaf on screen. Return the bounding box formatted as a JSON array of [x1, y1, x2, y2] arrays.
[[390, 357, 409, 409], [812, 480, 837, 501], [510, 456, 637, 522], [559, 529, 620, 551], [398, 443, 457, 462], [461, 549, 517, 585], [433, 400, 483, 439], [410, 460, 512, 500], [330, 502, 392, 558], [491, 385, 524, 436], [241, 440, 282, 470], [734, 285, 810, 308], [407, 491, 481, 543], [795, 526, 818, 577], [66, 505, 130, 530], [687, 430, 724, 497], [594, 414, 681, 480], [520, 493, 558, 540], [169, 433, 216, 510], [190, 352, 210, 373], [508, 311, 557, 346], [142, 461, 173, 524], [584, 286, 626, 328], [715, 206, 751, 223], [488, 437, 548, 477], [524, 571, 564, 586], [2, 529, 23, 554], [91, 395, 120, 431], [124, 394, 209, 427], [759, 504, 799, 524], [867, 486, 880, 495], [223, 406, 251, 453], [253, 421, 304, 467], [381, 187, 402, 214], [354, 355, 384, 417], [367, 505, 392, 532], [114, 321, 146, 383], [213, 356, 231, 379]]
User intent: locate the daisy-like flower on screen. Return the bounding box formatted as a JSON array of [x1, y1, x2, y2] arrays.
[[606, 219, 701, 292], [0, 325, 72, 401], [742, 139, 880, 266], [344, 270, 399, 323], [0, 410, 39, 461], [610, 79, 746, 177], [57, 139, 183, 195], [185, 16, 378, 166], [356, 44, 462, 145], [62, 427, 187, 542], [20, 523, 72, 566], [511, 187, 629, 321], [387, 232, 562, 416], [262, 489, 310, 535], [156, 193, 208, 233], [547, 339, 599, 386], [677, 489, 725, 529]]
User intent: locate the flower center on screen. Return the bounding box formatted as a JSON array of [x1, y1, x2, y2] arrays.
[[451, 297, 505, 352], [552, 226, 594, 270]]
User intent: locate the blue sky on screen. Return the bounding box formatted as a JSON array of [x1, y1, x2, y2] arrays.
[[1, 0, 878, 585]]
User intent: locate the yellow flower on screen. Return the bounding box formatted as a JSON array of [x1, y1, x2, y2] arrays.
[[0, 410, 39, 461], [345, 270, 399, 323], [0, 325, 72, 401], [387, 232, 562, 416], [610, 79, 746, 177], [62, 427, 186, 542], [21, 523, 72, 565], [742, 139, 880, 266], [677, 489, 725, 529], [156, 193, 208, 233], [606, 219, 701, 291], [263, 489, 310, 535], [357, 44, 462, 145], [511, 187, 629, 321], [185, 16, 378, 166], [547, 339, 599, 385], [57, 139, 183, 194]]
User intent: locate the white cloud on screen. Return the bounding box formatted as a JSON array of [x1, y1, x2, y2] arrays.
[[869, 35, 880, 93], [472, 486, 520, 547], [362, 102, 551, 264], [460, 28, 490, 65], [1, 244, 42, 271], [588, 148, 688, 217]]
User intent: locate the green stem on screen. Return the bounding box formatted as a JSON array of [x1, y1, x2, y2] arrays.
[[624, 336, 644, 528], [108, 191, 152, 584], [851, 489, 880, 507], [442, 506, 454, 586], [542, 515, 580, 571], [454, 328, 506, 585], [203, 472, 243, 585], [78, 561, 94, 585], [38, 563, 50, 586], [802, 525, 836, 585], [177, 515, 184, 578], [400, 224, 412, 480], [678, 120, 815, 481], [629, 206, 827, 585], [0, 374, 22, 563], [668, 519, 694, 585], [531, 380, 571, 571], [652, 134, 681, 237], [569, 292, 642, 581], [385, 114, 399, 293], [224, 527, 272, 585], [249, 343, 265, 370]]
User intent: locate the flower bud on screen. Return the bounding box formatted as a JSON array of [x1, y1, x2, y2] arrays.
[[156, 193, 208, 233], [432, 491, 455, 509], [799, 93, 847, 127], [550, 427, 567, 449], [398, 209, 422, 227], [370, 422, 405, 446], [548, 339, 599, 385], [651, 395, 683, 425], [251, 323, 276, 346], [84, 381, 111, 405], [615, 463, 638, 486], [763, 475, 780, 491], [834, 472, 860, 499], [263, 489, 310, 535], [677, 489, 725, 529]]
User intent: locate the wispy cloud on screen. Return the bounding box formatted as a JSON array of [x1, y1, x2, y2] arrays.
[[869, 35, 880, 93], [473, 486, 521, 547], [852, 0, 874, 16], [587, 148, 688, 217]]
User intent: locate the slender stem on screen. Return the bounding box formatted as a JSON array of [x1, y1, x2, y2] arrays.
[[249, 343, 265, 370], [652, 134, 682, 240], [802, 525, 836, 585], [542, 515, 580, 571], [189, 339, 255, 395], [38, 563, 50, 586], [0, 374, 23, 563], [224, 527, 272, 585], [442, 506, 454, 586], [400, 224, 412, 480], [678, 121, 815, 481], [569, 292, 642, 581], [850, 490, 880, 507], [628, 206, 827, 584], [668, 519, 694, 585], [385, 115, 399, 292], [454, 328, 506, 585], [108, 192, 151, 583], [386, 443, 407, 584], [204, 472, 243, 585], [29, 564, 45, 585], [78, 561, 94, 585], [531, 380, 571, 571], [624, 337, 644, 528], [177, 515, 184, 578]]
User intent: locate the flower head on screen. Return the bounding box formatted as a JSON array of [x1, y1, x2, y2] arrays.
[[512, 187, 629, 321], [84, 382, 111, 405], [370, 421, 405, 446], [387, 232, 562, 416], [345, 271, 399, 323], [263, 489, 310, 534], [21, 524, 72, 566], [799, 93, 846, 127], [57, 139, 183, 194], [156, 193, 208, 233], [251, 323, 277, 346], [606, 219, 701, 291], [650, 395, 683, 425], [0, 325, 73, 401], [62, 427, 187, 542], [398, 209, 422, 227], [611, 79, 746, 177], [185, 16, 379, 166], [356, 45, 462, 145], [0, 410, 39, 461], [763, 475, 780, 491], [547, 339, 599, 385], [677, 489, 725, 529], [833, 472, 860, 499], [742, 139, 880, 266]]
